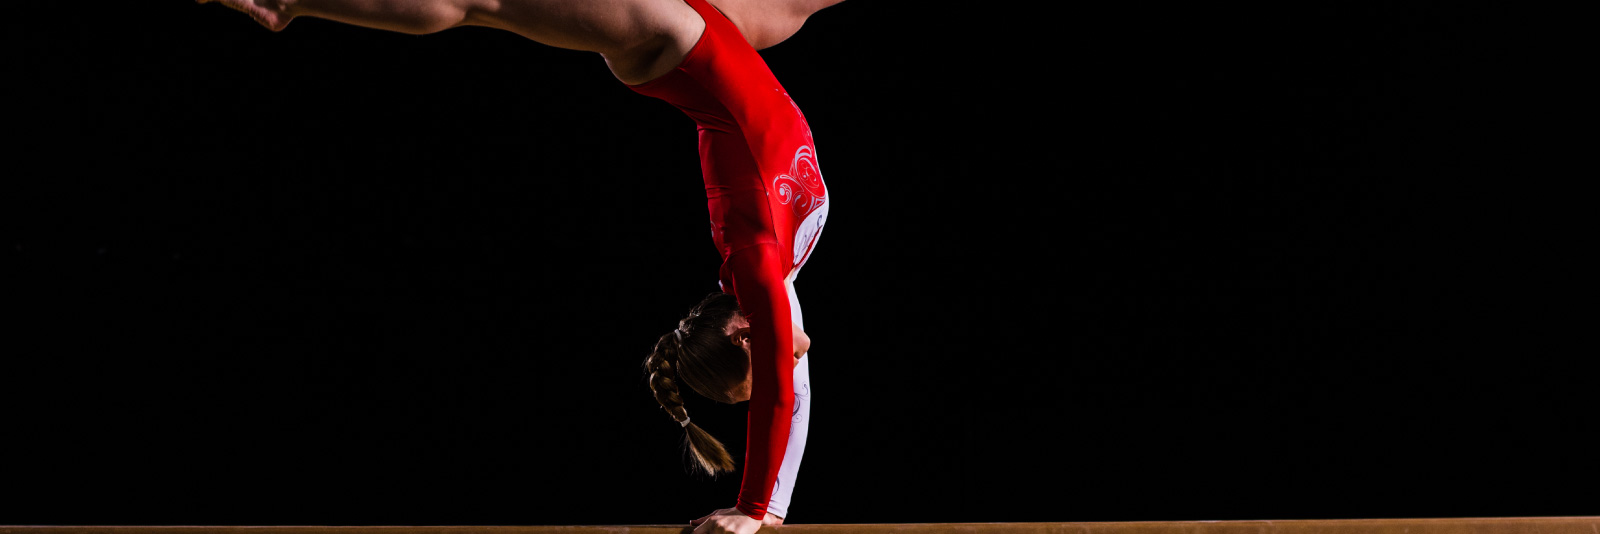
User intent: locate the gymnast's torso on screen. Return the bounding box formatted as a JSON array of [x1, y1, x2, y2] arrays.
[[627, 0, 828, 282], [626, 0, 826, 519]]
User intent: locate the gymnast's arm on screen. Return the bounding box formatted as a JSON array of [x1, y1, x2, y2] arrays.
[[722, 243, 797, 520]]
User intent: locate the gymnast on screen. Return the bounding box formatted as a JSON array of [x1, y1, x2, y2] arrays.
[[198, 0, 837, 532]]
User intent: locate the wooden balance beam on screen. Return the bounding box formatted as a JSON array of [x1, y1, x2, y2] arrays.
[[4, 518, 1598, 534]]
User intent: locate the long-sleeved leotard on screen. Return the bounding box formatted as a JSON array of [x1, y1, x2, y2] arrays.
[[627, 0, 828, 520]]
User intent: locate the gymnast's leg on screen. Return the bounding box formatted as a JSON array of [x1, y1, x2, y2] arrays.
[[198, 0, 704, 84]]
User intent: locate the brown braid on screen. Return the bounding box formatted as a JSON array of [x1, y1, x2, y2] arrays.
[[642, 292, 748, 476], [644, 332, 693, 425]]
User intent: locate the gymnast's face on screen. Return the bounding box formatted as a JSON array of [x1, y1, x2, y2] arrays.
[[721, 313, 807, 404]]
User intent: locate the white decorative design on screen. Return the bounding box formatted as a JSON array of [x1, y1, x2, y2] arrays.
[[772, 144, 828, 269]]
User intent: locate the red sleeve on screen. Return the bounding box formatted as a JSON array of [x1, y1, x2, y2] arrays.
[[723, 243, 795, 520]]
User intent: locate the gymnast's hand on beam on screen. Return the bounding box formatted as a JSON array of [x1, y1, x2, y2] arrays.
[[689, 507, 781, 534]]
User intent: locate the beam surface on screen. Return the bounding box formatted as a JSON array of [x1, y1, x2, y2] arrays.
[[4, 518, 1599, 534]]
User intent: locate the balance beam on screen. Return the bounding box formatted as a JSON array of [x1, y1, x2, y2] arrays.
[[4, 518, 1598, 534]]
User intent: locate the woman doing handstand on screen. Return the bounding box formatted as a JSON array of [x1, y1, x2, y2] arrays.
[[200, 0, 837, 532]]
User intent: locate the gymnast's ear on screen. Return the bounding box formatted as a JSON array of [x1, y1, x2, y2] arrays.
[[728, 327, 752, 350]]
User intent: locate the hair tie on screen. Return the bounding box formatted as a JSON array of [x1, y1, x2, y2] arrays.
[[673, 329, 685, 344], [679, 416, 691, 428]]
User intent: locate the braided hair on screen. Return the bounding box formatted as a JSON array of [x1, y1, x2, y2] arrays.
[[643, 291, 748, 476]]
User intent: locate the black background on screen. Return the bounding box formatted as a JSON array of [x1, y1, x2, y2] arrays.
[[4, 0, 1588, 527]]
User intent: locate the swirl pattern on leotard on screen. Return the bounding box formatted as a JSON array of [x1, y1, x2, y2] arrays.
[[771, 146, 825, 214], [773, 145, 825, 218], [772, 145, 827, 269]]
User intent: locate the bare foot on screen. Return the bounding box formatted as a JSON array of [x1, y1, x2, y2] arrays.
[[198, 0, 296, 32]]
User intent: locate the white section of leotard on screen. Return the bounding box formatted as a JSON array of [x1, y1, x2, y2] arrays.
[[766, 281, 810, 519], [767, 180, 824, 517], [783, 277, 804, 329], [767, 353, 809, 518]]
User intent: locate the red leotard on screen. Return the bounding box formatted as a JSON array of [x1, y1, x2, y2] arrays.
[[627, 0, 828, 520]]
